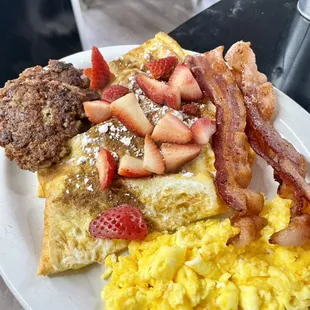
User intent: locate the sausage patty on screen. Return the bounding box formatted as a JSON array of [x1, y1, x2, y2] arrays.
[[0, 60, 99, 171]]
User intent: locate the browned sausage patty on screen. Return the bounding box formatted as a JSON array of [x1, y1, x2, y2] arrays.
[[0, 60, 99, 171]]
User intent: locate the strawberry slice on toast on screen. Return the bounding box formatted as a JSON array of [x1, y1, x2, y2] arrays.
[[168, 64, 203, 101], [191, 117, 216, 144], [101, 85, 129, 103], [151, 113, 192, 144], [110, 93, 154, 136], [143, 135, 165, 174], [160, 143, 201, 172], [135, 74, 168, 105], [164, 86, 181, 110], [96, 148, 116, 191], [89, 204, 148, 240], [146, 56, 178, 79], [83, 100, 112, 124], [118, 155, 152, 178]]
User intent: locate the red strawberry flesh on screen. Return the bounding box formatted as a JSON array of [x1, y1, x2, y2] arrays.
[[146, 56, 178, 79], [191, 117, 216, 144], [96, 148, 116, 191], [90, 46, 111, 89], [101, 85, 129, 103], [89, 204, 148, 240], [164, 86, 181, 110], [168, 64, 203, 101], [83, 100, 112, 124], [135, 74, 168, 105]]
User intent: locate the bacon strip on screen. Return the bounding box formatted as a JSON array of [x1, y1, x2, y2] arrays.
[[186, 47, 266, 247], [225, 42, 310, 247], [225, 41, 275, 121]]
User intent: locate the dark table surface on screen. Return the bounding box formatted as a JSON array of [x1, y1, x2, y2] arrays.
[[170, 0, 310, 112]]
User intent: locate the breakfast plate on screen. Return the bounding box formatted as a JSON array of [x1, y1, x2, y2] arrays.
[[0, 44, 309, 310]]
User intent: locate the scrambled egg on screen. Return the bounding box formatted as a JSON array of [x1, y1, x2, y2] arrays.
[[102, 196, 310, 310]]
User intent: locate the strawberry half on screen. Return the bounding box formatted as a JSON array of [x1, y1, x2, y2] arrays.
[[90, 46, 111, 89], [96, 148, 116, 191], [89, 204, 148, 240], [83, 100, 112, 124], [143, 135, 165, 174], [168, 64, 203, 101], [101, 85, 129, 103], [164, 86, 181, 110], [118, 155, 152, 178], [135, 74, 168, 105], [83, 67, 92, 80], [151, 113, 192, 144], [160, 143, 201, 172], [146, 56, 178, 79], [110, 93, 154, 137], [191, 117, 216, 145]]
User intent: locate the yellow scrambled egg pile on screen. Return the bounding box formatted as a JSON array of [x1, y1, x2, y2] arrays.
[[102, 196, 310, 309]]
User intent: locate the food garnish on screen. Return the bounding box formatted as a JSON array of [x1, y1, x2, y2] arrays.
[[143, 135, 165, 175], [191, 117, 216, 145], [146, 55, 178, 79], [164, 86, 181, 110], [168, 63, 203, 101], [110, 93, 154, 136], [96, 148, 116, 191], [160, 143, 201, 172], [118, 154, 152, 178], [135, 74, 168, 104], [83, 67, 92, 79], [90, 46, 111, 89], [101, 85, 129, 103], [83, 100, 112, 124], [151, 113, 192, 144], [89, 204, 148, 240]]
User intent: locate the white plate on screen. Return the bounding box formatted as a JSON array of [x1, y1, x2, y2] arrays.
[[0, 45, 309, 310]]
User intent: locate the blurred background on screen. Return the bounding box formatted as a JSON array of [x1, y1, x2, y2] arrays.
[[0, 0, 217, 87]]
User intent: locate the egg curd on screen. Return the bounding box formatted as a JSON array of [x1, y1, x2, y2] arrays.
[[102, 196, 310, 310]]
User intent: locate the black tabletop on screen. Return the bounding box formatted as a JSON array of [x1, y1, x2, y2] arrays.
[[170, 0, 310, 112]]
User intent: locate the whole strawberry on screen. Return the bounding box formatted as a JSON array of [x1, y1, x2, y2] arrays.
[[89, 205, 148, 240]]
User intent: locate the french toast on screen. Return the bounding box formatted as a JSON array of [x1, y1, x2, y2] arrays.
[[37, 32, 228, 275]]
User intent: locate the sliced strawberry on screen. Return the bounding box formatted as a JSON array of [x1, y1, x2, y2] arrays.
[[118, 155, 152, 178], [146, 56, 178, 79], [89, 204, 148, 240], [191, 117, 216, 145], [135, 74, 168, 105], [83, 100, 112, 124], [96, 148, 116, 191], [182, 103, 201, 117], [110, 93, 153, 137], [101, 85, 129, 103], [83, 67, 92, 80], [90, 46, 111, 89], [160, 143, 201, 172], [151, 113, 192, 144], [143, 135, 165, 174], [164, 86, 181, 110], [168, 64, 203, 101]]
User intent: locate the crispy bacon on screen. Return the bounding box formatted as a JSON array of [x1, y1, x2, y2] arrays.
[[186, 47, 266, 247], [225, 42, 310, 247], [225, 41, 274, 121]]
